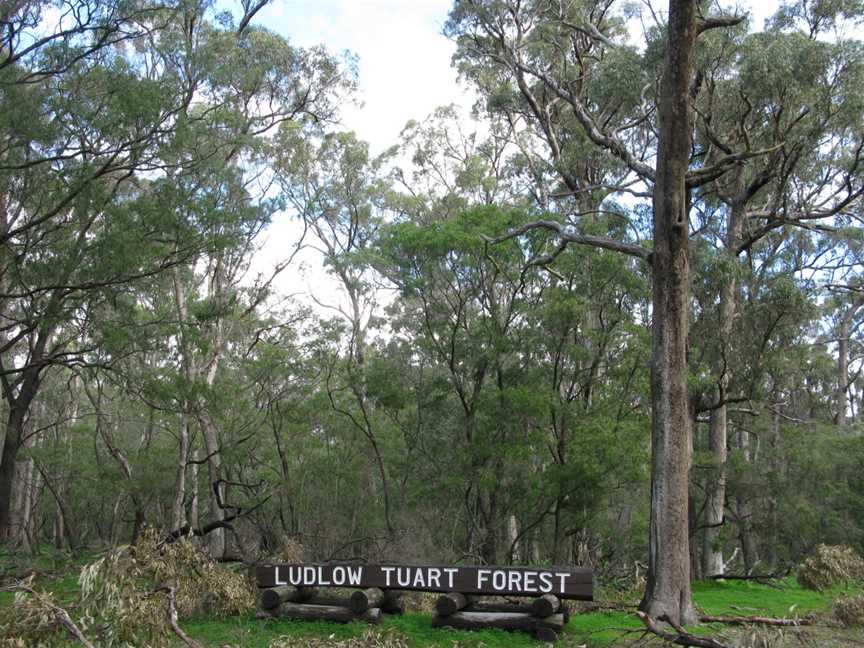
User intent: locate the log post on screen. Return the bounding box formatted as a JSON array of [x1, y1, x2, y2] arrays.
[[350, 587, 385, 613], [532, 594, 561, 618], [381, 590, 405, 615], [436, 592, 473, 616], [536, 612, 565, 637]]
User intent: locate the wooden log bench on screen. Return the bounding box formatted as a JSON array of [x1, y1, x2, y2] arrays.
[[256, 563, 593, 641]]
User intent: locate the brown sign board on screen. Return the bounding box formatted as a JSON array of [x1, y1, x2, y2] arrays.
[[256, 564, 593, 600]]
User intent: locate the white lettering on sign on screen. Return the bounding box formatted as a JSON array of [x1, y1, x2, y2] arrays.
[[397, 568, 411, 587], [332, 566, 345, 586], [556, 572, 570, 591], [347, 566, 362, 586], [476, 569, 490, 589], [492, 570, 506, 590], [427, 568, 441, 588], [267, 565, 583, 596], [444, 568, 458, 589]]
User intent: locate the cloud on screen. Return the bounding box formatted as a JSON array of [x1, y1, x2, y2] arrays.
[[257, 0, 474, 153]]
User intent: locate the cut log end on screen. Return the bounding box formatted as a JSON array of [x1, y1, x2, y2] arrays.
[[532, 594, 561, 618], [436, 592, 471, 616], [350, 587, 384, 613]]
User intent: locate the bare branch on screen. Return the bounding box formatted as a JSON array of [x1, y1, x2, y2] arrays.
[[485, 220, 651, 261], [149, 587, 205, 648], [637, 611, 731, 648]]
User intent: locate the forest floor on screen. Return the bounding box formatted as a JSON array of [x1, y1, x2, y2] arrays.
[[1, 550, 862, 647]]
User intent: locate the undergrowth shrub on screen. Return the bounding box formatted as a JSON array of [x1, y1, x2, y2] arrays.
[[0, 579, 67, 647], [795, 544, 864, 591], [1, 529, 255, 647], [834, 594, 864, 626], [77, 528, 255, 645]]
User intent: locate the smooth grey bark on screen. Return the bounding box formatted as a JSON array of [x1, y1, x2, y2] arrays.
[[836, 296, 864, 426], [702, 196, 744, 577]]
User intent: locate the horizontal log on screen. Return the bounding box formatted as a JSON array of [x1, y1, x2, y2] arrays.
[[258, 602, 382, 624], [532, 594, 560, 618], [299, 594, 352, 608], [432, 610, 566, 636], [350, 587, 384, 613], [465, 601, 530, 614], [433, 611, 538, 632], [260, 586, 317, 610]]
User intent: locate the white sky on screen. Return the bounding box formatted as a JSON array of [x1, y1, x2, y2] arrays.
[[247, 1, 779, 314], [248, 0, 473, 313]]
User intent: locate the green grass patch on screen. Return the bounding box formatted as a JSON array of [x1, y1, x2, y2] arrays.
[[566, 610, 643, 646], [692, 576, 856, 617], [4, 566, 863, 647]]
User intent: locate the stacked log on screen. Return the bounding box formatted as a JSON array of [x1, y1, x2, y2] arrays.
[[259, 586, 403, 624], [434, 592, 568, 641], [258, 603, 382, 624]]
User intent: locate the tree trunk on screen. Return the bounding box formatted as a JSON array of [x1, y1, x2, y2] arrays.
[[198, 412, 226, 558], [702, 405, 727, 577], [172, 415, 190, 532], [640, 0, 699, 625], [838, 314, 850, 426], [0, 386, 37, 540], [736, 429, 759, 573]]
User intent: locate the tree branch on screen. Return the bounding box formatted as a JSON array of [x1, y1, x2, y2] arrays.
[[485, 220, 651, 261]]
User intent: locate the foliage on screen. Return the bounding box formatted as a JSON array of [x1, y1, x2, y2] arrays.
[[834, 593, 864, 626], [796, 545, 864, 591], [74, 529, 255, 646], [0, 578, 68, 648]]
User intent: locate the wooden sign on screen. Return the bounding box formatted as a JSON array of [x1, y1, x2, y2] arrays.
[[257, 564, 593, 600]]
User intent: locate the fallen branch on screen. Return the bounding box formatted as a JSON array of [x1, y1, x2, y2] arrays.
[[150, 586, 204, 648], [700, 613, 817, 626], [708, 571, 790, 582], [14, 582, 95, 648], [636, 611, 731, 648]]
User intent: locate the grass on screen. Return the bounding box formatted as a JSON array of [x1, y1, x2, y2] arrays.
[[2, 555, 862, 647], [180, 579, 862, 647], [183, 613, 544, 648]]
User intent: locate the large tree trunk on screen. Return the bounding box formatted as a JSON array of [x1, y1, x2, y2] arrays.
[[639, 0, 699, 625]]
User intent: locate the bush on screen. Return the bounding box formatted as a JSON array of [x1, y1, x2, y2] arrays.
[[74, 529, 255, 646], [795, 544, 864, 591], [834, 594, 864, 627], [0, 580, 69, 647]]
